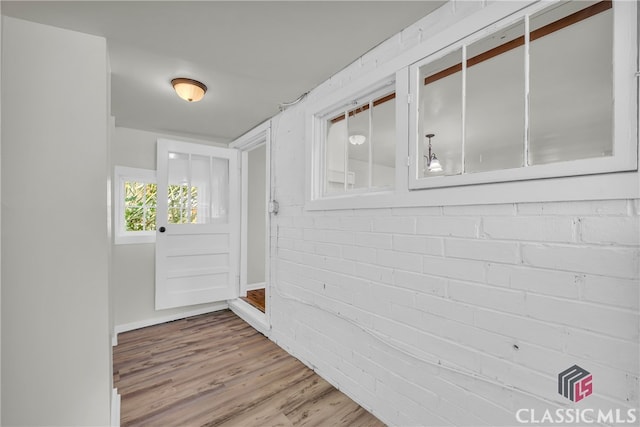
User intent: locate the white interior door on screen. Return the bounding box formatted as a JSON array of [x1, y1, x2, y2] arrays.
[[155, 138, 239, 310]]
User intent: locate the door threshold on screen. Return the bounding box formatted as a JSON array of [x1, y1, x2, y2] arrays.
[[229, 298, 270, 336]]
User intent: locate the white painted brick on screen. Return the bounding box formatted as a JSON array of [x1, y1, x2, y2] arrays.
[[473, 308, 566, 350], [445, 238, 520, 264], [304, 228, 355, 245], [508, 344, 574, 383], [564, 329, 638, 373], [414, 293, 474, 324], [392, 206, 442, 216], [370, 283, 416, 307], [339, 216, 373, 232], [312, 215, 341, 230], [393, 270, 447, 296], [393, 234, 443, 256], [483, 216, 575, 243], [372, 216, 416, 234], [313, 242, 342, 257], [580, 216, 640, 246], [521, 244, 639, 279], [423, 255, 486, 282], [582, 275, 639, 310], [355, 231, 392, 249], [417, 216, 480, 237], [517, 200, 629, 216], [443, 203, 516, 216], [324, 256, 355, 275], [486, 264, 581, 299], [278, 226, 304, 240], [354, 262, 394, 285], [390, 303, 423, 328], [525, 294, 639, 340], [377, 249, 422, 273], [448, 280, 526, 315], [342, 244, 377, 264], [278, 248, 324, 268]]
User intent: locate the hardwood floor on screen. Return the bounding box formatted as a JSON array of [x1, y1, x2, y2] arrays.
[[113, 310, 384, 427], [240, 288, 266, 313]]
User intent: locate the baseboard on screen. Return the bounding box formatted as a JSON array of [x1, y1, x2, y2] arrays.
[[111, 388, 120, 427], [245, 281, 266, 292], [229, 298, 270, 336], [113, 302, 229, 337]]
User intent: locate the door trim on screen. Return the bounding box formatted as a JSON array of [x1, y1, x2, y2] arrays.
[[230, 121, 272, 328]]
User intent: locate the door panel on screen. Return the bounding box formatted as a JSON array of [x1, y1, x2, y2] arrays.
[[156, 139, 239, 310]]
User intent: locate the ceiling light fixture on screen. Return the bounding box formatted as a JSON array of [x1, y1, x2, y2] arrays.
[[171, 78, 207, 102], [349, 134, 367, 145], [424, 133, 442, 172]]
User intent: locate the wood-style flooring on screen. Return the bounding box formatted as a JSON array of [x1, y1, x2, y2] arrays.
[[240, 288, 266, 313], [113, 309, 384, 427]]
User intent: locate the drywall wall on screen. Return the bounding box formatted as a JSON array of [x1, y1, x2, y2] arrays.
[[1, 16, 111, 425], [111, 126, 229, 330], [247, 144, 266, 285], [266, 2, 639, 426]]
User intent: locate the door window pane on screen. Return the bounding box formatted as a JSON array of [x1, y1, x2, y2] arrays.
[[167, 152, 229, 224]]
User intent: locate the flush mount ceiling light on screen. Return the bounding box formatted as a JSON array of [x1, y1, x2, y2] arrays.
[[424, 133, 443, 172], [349, 134, 366, 145], [171, 78, 207, 102]]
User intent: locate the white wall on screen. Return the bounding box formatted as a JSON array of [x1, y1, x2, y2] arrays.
[[111, 126, 229, 330], [247, 144, 266, 285], [266, 3, 640, 426], [1, 16, 111, 426]]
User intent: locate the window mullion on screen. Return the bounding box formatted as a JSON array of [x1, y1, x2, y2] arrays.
[[524, 14, 531, 168], [187, 154, 192, 223], [368, 101, 373, 188], [343, 111, 349, 191], [461, 45, 467, 174]]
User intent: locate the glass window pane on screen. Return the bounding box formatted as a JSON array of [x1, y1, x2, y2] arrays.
[[347, 103, 371, 190], [210, 157, 229, 223], [529, 2, 613, 165], [191, 155, 210, 224], [465, 21, 525, 173], [125, 207, 144, 231], [419, 49, 463, 177], [325, 116, 348, 194], [371, 94, 395, 188]]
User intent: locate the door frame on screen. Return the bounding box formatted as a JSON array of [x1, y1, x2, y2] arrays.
[[228, 121, 272, 334]]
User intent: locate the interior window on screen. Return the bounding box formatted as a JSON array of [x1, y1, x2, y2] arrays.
[[414, 0, 614, 183], [324, 90, 396, 195]]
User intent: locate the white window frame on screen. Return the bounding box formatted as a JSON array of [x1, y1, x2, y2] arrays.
[[308, 76, 399, 202], [305, 0, 638, 211], [114, 166, 157, 244], [408, 0, 637, 190]]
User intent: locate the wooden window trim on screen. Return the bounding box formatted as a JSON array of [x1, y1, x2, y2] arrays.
[[329, 92, 396, 124], [423, 0, 611, 85]]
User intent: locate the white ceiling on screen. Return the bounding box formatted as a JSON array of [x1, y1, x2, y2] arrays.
[[2, 1, 444, 142]]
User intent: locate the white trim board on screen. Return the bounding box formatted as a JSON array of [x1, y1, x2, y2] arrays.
[[229, 299, 270, 336], [111, 388, 121, 427], [113, 302, 228, 338]]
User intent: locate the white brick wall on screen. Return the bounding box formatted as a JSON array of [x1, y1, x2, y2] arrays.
[[266, 2, 640, 426]]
